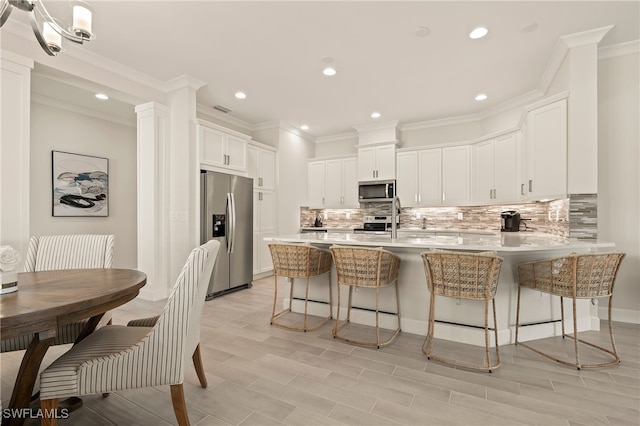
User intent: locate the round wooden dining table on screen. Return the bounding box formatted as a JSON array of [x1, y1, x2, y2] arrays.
[[0, 268, 147, 426]]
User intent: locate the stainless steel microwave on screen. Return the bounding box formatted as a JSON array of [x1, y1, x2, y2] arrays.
[[358, 180, 396, 202]]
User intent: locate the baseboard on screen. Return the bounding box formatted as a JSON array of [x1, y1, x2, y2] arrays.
[[599, 306, 640, 324]]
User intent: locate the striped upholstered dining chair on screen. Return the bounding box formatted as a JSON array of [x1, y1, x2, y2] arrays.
[[0, 234, 115, 353], [38, 240, 220, 426]]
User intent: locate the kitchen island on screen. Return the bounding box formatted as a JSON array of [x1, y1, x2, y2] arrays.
[[265, 232, 615, 346]]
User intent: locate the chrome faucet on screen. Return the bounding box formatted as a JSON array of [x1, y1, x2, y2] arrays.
[[391, 196, 401, 239]]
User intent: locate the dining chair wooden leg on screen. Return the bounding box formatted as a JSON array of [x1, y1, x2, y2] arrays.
[[40, 398, 58, 426], [192, 344, 208, 388], [170, 384, 190, 426]]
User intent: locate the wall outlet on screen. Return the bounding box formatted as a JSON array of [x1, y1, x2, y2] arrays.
[[457, 212, 463, 220]]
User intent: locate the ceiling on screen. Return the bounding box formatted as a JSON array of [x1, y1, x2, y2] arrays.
[[5, 1, 640, 138]]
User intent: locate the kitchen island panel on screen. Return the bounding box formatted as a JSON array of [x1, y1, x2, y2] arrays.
[[265, 233, 615, 346]]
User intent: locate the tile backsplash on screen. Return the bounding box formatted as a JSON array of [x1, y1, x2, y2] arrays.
[[301, 199, 572, 238]]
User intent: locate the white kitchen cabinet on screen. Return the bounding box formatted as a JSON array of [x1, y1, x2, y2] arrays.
[[253, 189, 275, 274], [396, 151, 419, 206], [419, 149, 444, 205], [247, 142, 276, 190], [472, 132, 518, 204], [308, 157, 358, 208], [197, 121, 249, 172], [442, 145, 471, 205], [358, 144, 395, 181], [307, 160, 326, 207], [525, 98, 567, 200]]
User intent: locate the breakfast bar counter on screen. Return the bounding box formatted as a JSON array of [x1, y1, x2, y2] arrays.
[[265, 233, 615, 346]]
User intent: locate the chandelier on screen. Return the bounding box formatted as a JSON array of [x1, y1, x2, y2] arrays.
[[0, 0, 94, 56]]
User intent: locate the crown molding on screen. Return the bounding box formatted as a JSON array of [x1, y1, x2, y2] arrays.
[[599, 39, 640, 60], [163, 74, 206, 93], [316, 131, 358, 144], [353, 120, 401, 133], [32, 93, 136, 128], [561, 25, 614, 49], [252, 120, 281, 132], [400, 114, 479, 132]]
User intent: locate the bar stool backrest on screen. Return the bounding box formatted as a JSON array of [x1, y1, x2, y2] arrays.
[[269, 242, 332, 279], [517, 252, 625, 298], [330, 245, 400, 288], [422, 250, 503, 300]]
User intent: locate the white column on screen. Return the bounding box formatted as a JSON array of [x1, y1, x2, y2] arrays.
[[164, 76, 204, 285], [562, 26, 612, 194], [0, 50, 33, 268], [135, 102, 170, 300]]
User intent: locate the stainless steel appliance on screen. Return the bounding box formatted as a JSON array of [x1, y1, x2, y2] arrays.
[[358, 180, 396, 202], [501, 210, 521, 232], [200, 170, 253, 299], [353, 215, 399, 234]]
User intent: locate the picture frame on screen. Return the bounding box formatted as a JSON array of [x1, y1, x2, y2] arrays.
[[52, 151, 109, 217]]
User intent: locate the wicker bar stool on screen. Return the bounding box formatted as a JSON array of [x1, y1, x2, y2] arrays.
[[515, 252, 625, 369], [420, 250, 504, 372], [268, 242, 333, 331], [329, 245, 401, 348]]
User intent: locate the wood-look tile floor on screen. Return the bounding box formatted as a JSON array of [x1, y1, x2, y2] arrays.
[[2, 276, 639, 425]]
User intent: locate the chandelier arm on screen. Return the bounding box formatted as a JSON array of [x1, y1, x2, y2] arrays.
[[34, 0, 87, 44], [28, 8, 56, 55], [0, 1, 13, 27]]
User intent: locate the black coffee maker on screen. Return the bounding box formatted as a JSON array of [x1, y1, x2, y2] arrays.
[[501, 210, 521, 232]]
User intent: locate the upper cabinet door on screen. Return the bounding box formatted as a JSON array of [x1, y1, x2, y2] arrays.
[[199, 126, 226, 168], [396, 151, 418, 206], [375, 145, 396, 180], [473, 139, 495, 205], [493, 133, 518, 203], [198, 123, 248, 172], [324, 159, 344, 206], [442, 145, 470, 205], [526, 99, 567, 200], [225, 135, 247, 171], [357, 147, 377, 181], [307, 161, 326, 207], [418, 149, 442, 205], [259, 149, 276, 190], [341, 157, 359, 207], [357, 145, 396, 181]]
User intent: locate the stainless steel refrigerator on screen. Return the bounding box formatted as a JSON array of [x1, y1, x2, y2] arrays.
[[200, 170, 253, 299]]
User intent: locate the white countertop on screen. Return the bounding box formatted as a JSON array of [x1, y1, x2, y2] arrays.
[[266, 232, 615, 253]]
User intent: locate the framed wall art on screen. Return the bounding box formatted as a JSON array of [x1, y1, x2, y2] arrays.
[[52, 151, 109, 217]]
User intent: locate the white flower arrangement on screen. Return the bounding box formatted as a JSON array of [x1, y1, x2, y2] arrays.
[[0, 245, 20, 271], [0, 245, 20, 294]]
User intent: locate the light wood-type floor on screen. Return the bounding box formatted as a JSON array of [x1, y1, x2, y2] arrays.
[[2, 276, 639, 425]]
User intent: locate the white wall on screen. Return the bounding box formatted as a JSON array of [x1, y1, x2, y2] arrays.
[[276, 128, 315, 233], [598, 51, 640, 321], [30, 101, 138, 268]]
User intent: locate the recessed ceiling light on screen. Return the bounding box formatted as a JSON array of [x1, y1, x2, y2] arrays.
[[521, 22, 538, 33], [415, 26, 430, 37], [469, 27, 488, 39], [300, 124, 309, 131], [371, 112, 381, 119], [322, 67, 337, 76], [234, 91, 247, 99], [475, 93, 488, 101], [95, 93, 109, 100]]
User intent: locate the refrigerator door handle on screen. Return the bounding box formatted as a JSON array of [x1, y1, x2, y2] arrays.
[[229, 192, 237, 253], [226, 193, 233, 254]]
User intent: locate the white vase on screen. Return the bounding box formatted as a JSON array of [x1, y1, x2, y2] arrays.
[[0, 270, 18, 294]]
